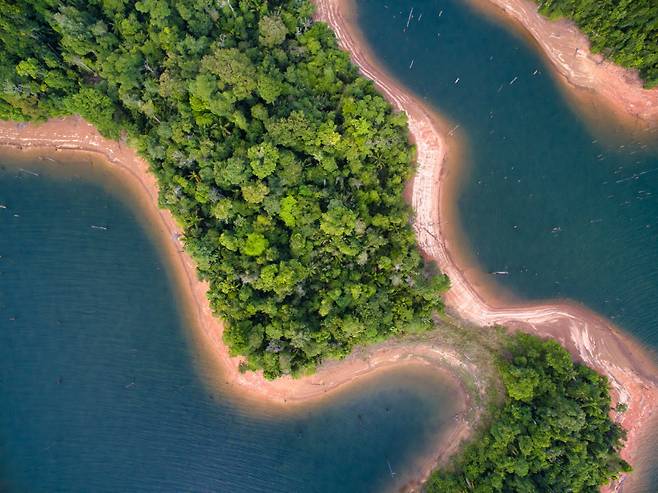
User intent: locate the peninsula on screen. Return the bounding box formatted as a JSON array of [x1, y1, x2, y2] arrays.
[[1, 0, 657, 491]]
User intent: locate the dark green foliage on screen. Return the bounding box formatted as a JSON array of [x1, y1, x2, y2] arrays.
[[535, 0, 658, 88], [426, 333, 630, 493], [0, 0, 449, 378]]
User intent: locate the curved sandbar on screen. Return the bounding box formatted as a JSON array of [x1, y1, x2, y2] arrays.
[[469, 0, 658, 131], [314, 0, 658, 490]]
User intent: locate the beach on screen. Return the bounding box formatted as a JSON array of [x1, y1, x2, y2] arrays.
[[1, 0, 657, 490], [0, 117, 480, 488]]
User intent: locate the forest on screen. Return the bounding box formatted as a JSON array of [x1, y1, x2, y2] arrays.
[[534, 0, 658, 87], [427, 333, 630, 492], [0, 0, 448, 378]]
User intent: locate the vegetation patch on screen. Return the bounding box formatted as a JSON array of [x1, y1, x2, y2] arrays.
[[0, 0, 448, 378], [427, 332, 630, 492]]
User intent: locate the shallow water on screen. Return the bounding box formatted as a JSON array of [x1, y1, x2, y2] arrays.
[[0, 155, 460, 493], [355, 0, 658, 487]]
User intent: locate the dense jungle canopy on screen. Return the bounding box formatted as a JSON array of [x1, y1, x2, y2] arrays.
[[427, 334, 630, 493], [0, 0, 448, 378]]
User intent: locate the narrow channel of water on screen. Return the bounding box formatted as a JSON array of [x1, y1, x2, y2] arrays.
[[356, 0, 658, 345], [354, 0, 658, 488], [0, 154, 460, 493]]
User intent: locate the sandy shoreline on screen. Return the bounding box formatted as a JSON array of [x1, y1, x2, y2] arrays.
[[314, 0, 658, 491], [0, 117, 480, 489], [1, 0, 657, 490], [469, 0, 658, 132]]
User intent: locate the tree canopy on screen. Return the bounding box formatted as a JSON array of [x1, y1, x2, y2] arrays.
[[535, 0, 658, 88], [0, 0, 449, 378], [426, 333, 630, 493]]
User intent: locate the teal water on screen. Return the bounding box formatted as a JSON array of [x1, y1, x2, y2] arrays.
[[0, 154, 460, 493], [356, 0, 658, 346], [355, 0, 658, 488]]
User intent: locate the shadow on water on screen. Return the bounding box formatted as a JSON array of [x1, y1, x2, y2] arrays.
[[0, 153, 460, 493]]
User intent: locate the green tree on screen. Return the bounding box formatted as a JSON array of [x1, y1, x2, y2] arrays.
[[427, 334, 630, 493], [258, 15, 287, 48], [242, 232, 268, 257]]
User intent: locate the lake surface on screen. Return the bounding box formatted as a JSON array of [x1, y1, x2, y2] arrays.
[[355, 0, 658, 488], [0, 154, 460, 493], [3, 0, 658, 490]]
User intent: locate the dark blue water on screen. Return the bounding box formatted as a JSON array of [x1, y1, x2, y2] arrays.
[[0, 154, 459, 493], [355, 0, 658, 489], [355, 0, 658, 347]]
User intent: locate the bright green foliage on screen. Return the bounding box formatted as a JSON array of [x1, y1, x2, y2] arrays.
[[258, 15, 288, 48], [426, 333, 630, 493], [0, 0, 449, 378], [535, 0, 658, 88]]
